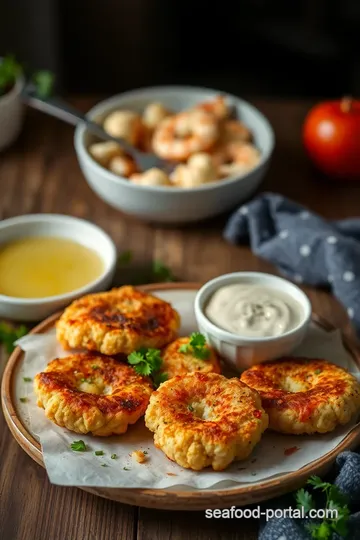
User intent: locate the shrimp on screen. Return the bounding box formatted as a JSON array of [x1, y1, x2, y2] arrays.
[[103, 110, 143, 146], [196, 95, 229, 120], [172, 152, 218, 188], [88, 141, 124, 167], [220, 120, 252, 144], [109, 155, 138, 178], [217, 142, 261, 178], [142, 102, 171, 130], [152, 110, 219, 161], [130, 168, 172, 186]]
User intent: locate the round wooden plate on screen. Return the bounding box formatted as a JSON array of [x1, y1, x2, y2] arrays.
[[2, 282, 360, 510]]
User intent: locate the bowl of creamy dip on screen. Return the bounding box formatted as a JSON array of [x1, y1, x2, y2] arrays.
[[194, 272, 312, 371]]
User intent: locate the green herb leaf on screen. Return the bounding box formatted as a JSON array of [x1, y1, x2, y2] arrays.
[[295, 488, 315, 513], [314, 369, 322, 375], [70, 440, 87, 452], [101, 464, 108, 467], [179, 332, 210, 360], [152, 372, 168, 388], [19, 397, 28, 403], [306, 522, 331, 540], [123, 467, 130, 471], [92, 365, 99, 370], [23, 377, 32, 382], [152, 260, 175, 282], [118, 250, 133, 264], [307, 476, 329, 490], [143, 451, 148, 455], [80, 378, 92, 383], [0, 322, 28, 353], [95, 450, 104, 456], [188, 404, 194, 412], [32, 70, 54, 98], [111, 454, 117, 459], [296, 475, 351, 540], [128, 348, 163, 379]]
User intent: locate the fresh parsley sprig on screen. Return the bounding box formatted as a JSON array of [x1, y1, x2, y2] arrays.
[[178, 332, 210, 360], [127, 347, 167, 387], [295, 475, 350, 539], [0, 322, 28, 353]]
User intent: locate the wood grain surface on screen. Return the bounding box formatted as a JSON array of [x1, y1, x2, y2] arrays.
[[1, 97, 359, 540]]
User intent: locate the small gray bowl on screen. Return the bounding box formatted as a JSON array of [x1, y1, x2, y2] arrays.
[[74, 86, 275, 224]]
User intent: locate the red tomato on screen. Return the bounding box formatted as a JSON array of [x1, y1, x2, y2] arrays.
[[303, 97, 360, 180]]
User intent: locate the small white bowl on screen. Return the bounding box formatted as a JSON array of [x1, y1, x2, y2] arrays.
[[74, 86, 274, 224], [0, 73, 24, 152], [0, 214, 117, 321], [194, 272, 312, 371]]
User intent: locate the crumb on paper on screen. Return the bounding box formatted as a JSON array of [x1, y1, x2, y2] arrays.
[[166, 472, 177, 477], [284, 446, 300, 456], [132, 450, 147, 463]]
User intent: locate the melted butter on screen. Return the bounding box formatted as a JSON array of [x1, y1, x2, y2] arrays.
[[0, 236, 104, 298], [205, 283, 303, 338]]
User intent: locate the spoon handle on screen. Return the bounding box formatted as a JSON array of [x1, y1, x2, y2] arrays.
[[21, 87, 144, 158]]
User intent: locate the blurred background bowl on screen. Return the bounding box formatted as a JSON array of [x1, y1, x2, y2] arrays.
[[74, 86, 275, 224]]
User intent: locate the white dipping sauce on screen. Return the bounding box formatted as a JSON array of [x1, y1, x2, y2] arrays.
[[205, 284, 303, 338]]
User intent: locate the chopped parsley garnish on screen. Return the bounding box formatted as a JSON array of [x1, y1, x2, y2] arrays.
[[70, 440, 87, 452], [295, 475, 350, 539], [143, 451, 148, 455], [101, 464, 108, 467], [188, 404, 194, 412], [0, 322, 28, 353], [123, 467, 130, 471], [314, 369, 322, 375], [23, 377, 32, 382], [92, 365, 99, 370], [19, 397, 28, 403], [80, 378, 92, 383], [178, 332, 210, 360], [95, 450, 104, 456], [118, 250, 133, 264], [127, 347, 168, 388], [111, 454, 117, 459], [128, 347, 162, 376]]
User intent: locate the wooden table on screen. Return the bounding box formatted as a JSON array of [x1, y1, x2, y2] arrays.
[[1, 98, 360, 540]]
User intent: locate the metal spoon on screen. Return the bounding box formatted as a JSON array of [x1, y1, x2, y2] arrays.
[[21, 85, 174, 174]]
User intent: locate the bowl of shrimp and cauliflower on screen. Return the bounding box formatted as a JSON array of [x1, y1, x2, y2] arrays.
[[74, 86, 274, 224]]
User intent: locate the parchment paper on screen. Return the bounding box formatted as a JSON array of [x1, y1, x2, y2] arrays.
[[16, 323, 360, 490]]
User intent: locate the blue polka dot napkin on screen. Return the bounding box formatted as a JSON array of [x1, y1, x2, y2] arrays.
[[259, 451, 360, 540], [224, 192, 360, 336]]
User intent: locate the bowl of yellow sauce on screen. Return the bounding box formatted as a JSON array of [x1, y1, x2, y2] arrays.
[[0, 214, 117, 321]]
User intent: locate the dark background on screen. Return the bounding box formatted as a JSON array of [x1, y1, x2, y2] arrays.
[[1, 0, 360, 98]]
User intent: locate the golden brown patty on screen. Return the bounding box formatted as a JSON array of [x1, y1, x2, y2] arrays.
[[56, 286, 180, 355], [161, 336, 221, 378], [145, 372, 268, 470], [34, 352, 153, 436], [241, 358, 360, 434]]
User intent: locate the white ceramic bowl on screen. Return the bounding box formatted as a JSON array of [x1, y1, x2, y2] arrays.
[[74, 86, 275, 224], [0, 214, 117, 321], [0, 73, 24, 152], [194, 272, 312, 371]]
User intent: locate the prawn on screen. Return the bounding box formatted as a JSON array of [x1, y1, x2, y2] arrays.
[[152, 110, 219, 161], [212, 142, 261, 178], [196, 95, 229, 120]]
